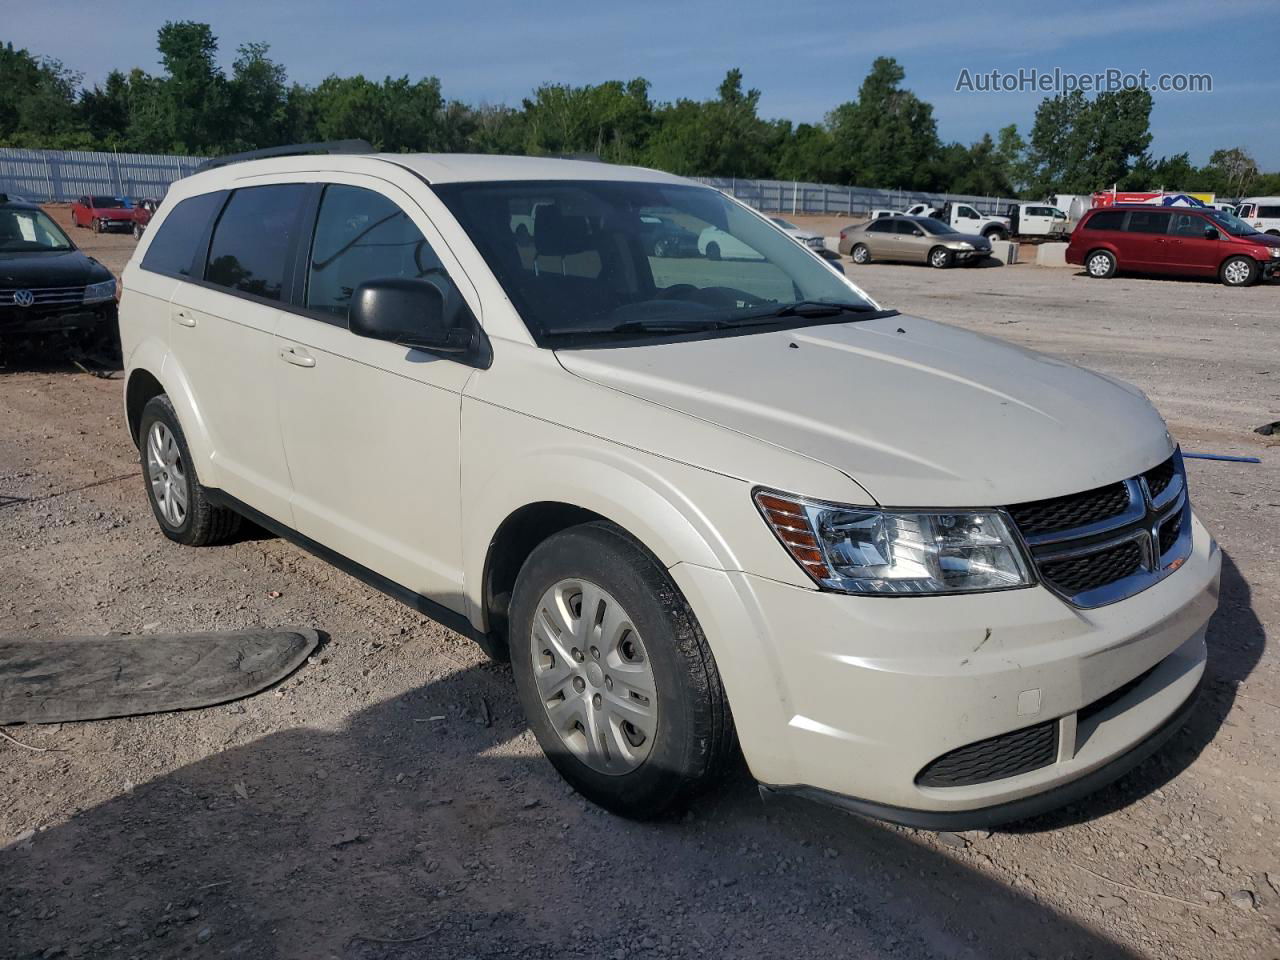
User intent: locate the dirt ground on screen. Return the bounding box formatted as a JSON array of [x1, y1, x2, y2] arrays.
[[1, 207, 1278, 960]]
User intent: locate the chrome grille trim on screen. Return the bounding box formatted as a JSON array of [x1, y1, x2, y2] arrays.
[[1009, 450, 1192, 609], [0, 286, 88, 305]]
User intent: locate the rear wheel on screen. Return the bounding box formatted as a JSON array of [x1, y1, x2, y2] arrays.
[[851, 243, 871, 265], [705, 241, 721, 261], [91, 218, 102, 235], [509, 522, 736, 819], [1086, 249, 1117, 278], [929, 246, 953, 269], [138, 395, 241, 547], [133, 222, 144, 241], [1220, 256, 1258, 287]]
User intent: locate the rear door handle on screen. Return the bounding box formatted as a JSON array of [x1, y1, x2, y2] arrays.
[[174, 310, 196, 327], [279, 346, 316, 368]]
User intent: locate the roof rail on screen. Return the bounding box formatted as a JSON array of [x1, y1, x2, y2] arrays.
[[193, 140, 375, 174]]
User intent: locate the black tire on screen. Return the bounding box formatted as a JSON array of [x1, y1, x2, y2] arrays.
[[91, 218, 102, 235], [1219, 255, 1259, 287], [851, 243, 871, 265], [137, 395, 241, 547], [929, 246, 953, 269], [1266, 230, 1280, 237], [509, 522, 736, 819], [133, 222, 143, 241], [1085, 249, 1117, 279], [983, 227, 1008, 242], [705, 241, 721, 261]]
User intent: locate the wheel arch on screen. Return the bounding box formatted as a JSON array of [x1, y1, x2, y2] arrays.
[[466, 452, 741, 648], [123, 349, 218, 482]]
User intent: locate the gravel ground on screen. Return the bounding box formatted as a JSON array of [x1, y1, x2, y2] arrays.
[[1, 209, 1278, 960]]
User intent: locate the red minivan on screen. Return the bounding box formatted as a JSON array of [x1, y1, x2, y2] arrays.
[[1066, 204, 1280, 286]]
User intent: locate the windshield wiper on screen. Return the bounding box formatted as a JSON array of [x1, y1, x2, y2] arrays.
[[726, 301, 892, 326], [541, 317, 727, 339]]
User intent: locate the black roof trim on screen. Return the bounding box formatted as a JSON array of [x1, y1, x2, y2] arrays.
[[193, 140, 375, 174]]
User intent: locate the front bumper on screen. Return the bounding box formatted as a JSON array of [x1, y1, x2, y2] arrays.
[[670, 512, 1220, 826], [0, 301, 117, 336]]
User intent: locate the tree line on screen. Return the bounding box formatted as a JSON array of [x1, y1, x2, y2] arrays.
[[3, 22, 1277, 200]]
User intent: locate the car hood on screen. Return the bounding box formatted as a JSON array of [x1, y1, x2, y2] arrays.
[[555, 315, 1172, 507], [0, 249, 111, 286], [1243, 231, 1280, 248]]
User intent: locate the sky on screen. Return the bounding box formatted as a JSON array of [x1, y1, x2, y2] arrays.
[[7, 0, 1279, 168]]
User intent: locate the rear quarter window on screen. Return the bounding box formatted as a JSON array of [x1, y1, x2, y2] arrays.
[[1083, 210, 1125, 231], [140, 191, 227, 278], [1257, 205, 1280, 218]]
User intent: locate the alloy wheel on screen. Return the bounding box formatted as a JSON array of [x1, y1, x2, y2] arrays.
[[146, 421, 189, 528], [1223, 260, 1252, 285], [529, 578, 657, 775], [1088, 253, 1113, 277]]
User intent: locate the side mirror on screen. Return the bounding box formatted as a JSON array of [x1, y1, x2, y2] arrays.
[[1203, 226, 1220, 240], [349, 278, 472, 354]]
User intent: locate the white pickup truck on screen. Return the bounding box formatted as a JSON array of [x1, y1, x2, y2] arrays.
[[903, 202, 1010, 240]]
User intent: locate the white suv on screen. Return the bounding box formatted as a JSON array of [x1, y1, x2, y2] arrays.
[[120, 146, 1220, 827]]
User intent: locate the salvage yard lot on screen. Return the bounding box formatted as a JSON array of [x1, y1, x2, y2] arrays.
[[1, 213, 1278, 959]]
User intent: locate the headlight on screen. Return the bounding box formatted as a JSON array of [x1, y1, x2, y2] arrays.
[[83, 279, 116, 303], [1268, 247, 1280, 258], [755, 490, 1032, 595], [952, 241, 974, 250]]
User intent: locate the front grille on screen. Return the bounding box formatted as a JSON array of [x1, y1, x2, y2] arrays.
[[1039, 539, 1143, 596], [0, 286, 87, 306], [1158, 505, 1186, 555], [916, 719, 1058, 787], [1006, 450, 1191, 608], [1007, 482, 1130, 536], [1144, 456, 1176, 501]]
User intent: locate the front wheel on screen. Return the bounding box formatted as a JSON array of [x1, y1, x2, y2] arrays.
[[509, 522, 736, 819], [851, 243, 871, 265], [138, 395, 241, 546], [1220, 255, 1258, 287], [929, 246, 953, 269], [133, 222, 144, 241], [983, 228, 1008, 242], [1086, 249, 1117, 278]]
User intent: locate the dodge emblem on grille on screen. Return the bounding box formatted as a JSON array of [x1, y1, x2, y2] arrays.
[[13, 289, 35, 307]]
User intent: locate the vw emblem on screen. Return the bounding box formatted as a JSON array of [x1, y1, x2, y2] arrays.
[[13, 289, 34, 308]]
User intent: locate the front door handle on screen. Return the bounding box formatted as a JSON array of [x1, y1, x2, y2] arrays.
[[279, 346, 316, 368], [174, 310, 196, 327]]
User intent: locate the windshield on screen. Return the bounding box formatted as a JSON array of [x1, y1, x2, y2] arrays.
[[0, 208, 74, 252], [1206, 209, 1259, 236], [90, 196, 126, 208], [916, 217, 955, 236], [434, 181, 874, 345]]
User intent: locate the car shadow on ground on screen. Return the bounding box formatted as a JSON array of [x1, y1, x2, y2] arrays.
[[1, 657, 1149, 959], [1008, 550, 1261, 832]]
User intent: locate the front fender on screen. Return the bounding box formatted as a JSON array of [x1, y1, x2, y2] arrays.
[[462, 442, 742, 626]]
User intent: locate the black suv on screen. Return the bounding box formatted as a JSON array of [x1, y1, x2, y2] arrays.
[[1, 194, 118, 350]]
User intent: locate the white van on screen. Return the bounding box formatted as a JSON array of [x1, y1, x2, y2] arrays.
[[1234, 197, 1280, 235], [119, 145, 1219, 828]]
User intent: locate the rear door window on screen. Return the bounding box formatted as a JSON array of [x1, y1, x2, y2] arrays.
[[205, 184, 307, 302], [1084, 211, 1125, 231], [140, 191, 227, 278], [865, 220, 892, 233], [1258, 205, 1280, 218], [1125, 210, 1172, 234]]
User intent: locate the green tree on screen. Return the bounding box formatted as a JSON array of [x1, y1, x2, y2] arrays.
[[1201, 147, 1258, 197], [0, 42, 87, 146], [80, 70, 132, 146], [645, 69, 774, 177], [827, 58, 940, 189], [227, 42, 289, 150], [154, 21, 229, 151], [1024, 88, 1152, 194]]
